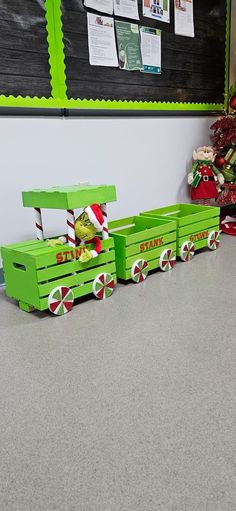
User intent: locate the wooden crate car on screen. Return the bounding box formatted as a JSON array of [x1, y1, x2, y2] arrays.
[[2, 184, 117, 315], [109, 215, 177, 283], [140, 203, 221, 262]]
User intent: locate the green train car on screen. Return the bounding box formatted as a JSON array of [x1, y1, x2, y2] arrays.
[[2, 185, 117, 315], [140, 203, 221, 261], [1, 191, 222, 316], [109, 215, 177, 282]]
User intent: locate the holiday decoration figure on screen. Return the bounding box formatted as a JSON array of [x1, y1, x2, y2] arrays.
[[48, 203, 105, 263], [188, 146, 224, 203]]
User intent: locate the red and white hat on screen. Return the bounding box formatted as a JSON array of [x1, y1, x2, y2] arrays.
[[84, 203, 104, 232]]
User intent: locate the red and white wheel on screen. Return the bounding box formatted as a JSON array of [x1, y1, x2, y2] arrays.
[[48, 286, 74, 315], [208, 230, 221, 250], [93, 273, 115, 299], [159, 248, 176, 272], [131, 259, 148, 283], [180, 241, 195, 262]]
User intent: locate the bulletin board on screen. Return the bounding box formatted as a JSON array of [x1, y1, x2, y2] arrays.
[[0, 0, 231, 114]]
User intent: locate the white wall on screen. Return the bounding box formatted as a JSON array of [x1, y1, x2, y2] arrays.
[[0, 116, 213, 258]]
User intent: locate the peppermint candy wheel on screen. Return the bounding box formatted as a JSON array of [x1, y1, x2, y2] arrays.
[[208, 230, 221, 250], [48, 286, 74, 315], [180, 241, 195, 262], [93, 273, 115, 299], [159, 248, 176, 272], [131, 259, 148, 283]]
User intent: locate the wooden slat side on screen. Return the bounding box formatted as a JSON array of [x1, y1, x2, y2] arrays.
[[177, 208, 220, 227], [125, 242, 176, 269], [179, 217, 220, 238], [140, 205, 181, 217], [38, 261, 116, 297], [36, 249, 115, 282], [33, 238, 114, 268], [124, 257, 161, 280], [125, 231, 177, 257], [109, 217, 135, 230], [110, 234, 126, 279], [124, 223, 176, 246], [39, 273, 117, 310], [3, 239, 45, 251], [1, 247, 40, 308], [177, 224, 219, 254]]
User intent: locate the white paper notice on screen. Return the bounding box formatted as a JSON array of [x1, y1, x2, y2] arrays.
[[87, 13, 118, 67], [114, 0, 139, 20], [140, 27, 161, 74], [174, 0, 194, 38], [84, 0, 113, 15], [142, 0, 170, 23]]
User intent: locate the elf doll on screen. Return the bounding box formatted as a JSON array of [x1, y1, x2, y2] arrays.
[[48, 203, 104, 263], [188, 146, 224, 204]]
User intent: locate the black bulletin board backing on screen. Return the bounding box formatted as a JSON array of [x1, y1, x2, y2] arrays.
[[0, 0, 51, 98], [61, 0, 228, 106], [0, 0, 230, 114]]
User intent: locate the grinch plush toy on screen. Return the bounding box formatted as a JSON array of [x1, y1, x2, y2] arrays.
[[48, 203, 104, 263], [188, 146, 224, 202]]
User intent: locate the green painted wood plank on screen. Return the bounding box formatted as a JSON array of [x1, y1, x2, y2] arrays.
[[32, 238, 114, 268], [121, 224, 176, 246], [125, 242, 176, 269], [177, 224, 219, 254], [109, 217, 135, 230], [4, 239, 45, 251], [176, 208, 220, 227], [124, 257, 160, 280], [141, 204, 220, 227], [125, 231, 177, 257], [1, 247, 40, 308], [38, 261, 116, 297], [36, 249, 115, 282], [110, 234, 126, 278], [140, 205, 182, 218], [39, 273, 117, 311], [135, 216, 176, 230], [179, 217, 220, 238], [12, 242, 47, 254], [22, 184, 117, 209]]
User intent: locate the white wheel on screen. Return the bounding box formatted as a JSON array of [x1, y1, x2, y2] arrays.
[[93, 273, 115, 299], [159, 248, 176, 271], [180, 241, 195, 262], [131, 259, 148, 283], [208, 230, 221, 250], [48, 286, 74, 315]]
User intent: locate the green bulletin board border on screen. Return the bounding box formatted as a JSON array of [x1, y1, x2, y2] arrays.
[[0, 0, 231, 113]]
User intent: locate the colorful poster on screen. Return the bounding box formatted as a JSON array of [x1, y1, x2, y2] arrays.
[[142, 0, 170, 23], [87, 13, 118, 67], [174, 0, 195, 37], [84, 0, 113, 15], [115, 21, 143, 71], [140, 27, 161, 74], [114, 0, 139, 20]]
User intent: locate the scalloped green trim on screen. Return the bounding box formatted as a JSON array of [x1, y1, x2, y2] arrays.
[[45, 0, 67, 98], [0, 94, 224, 111]]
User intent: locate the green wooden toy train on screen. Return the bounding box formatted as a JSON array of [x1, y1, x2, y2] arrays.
[[1, 185, 221, 315]]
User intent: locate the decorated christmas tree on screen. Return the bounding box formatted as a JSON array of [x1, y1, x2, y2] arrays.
[[210, 83, 236, 184], [210, 83, 236, 226]]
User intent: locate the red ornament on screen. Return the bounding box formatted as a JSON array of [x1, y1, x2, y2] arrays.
[[215, 154, 226, 169], [230, 95, 236, 110]]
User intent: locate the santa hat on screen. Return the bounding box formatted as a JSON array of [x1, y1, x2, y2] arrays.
[[84, 203, 104, 232]]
